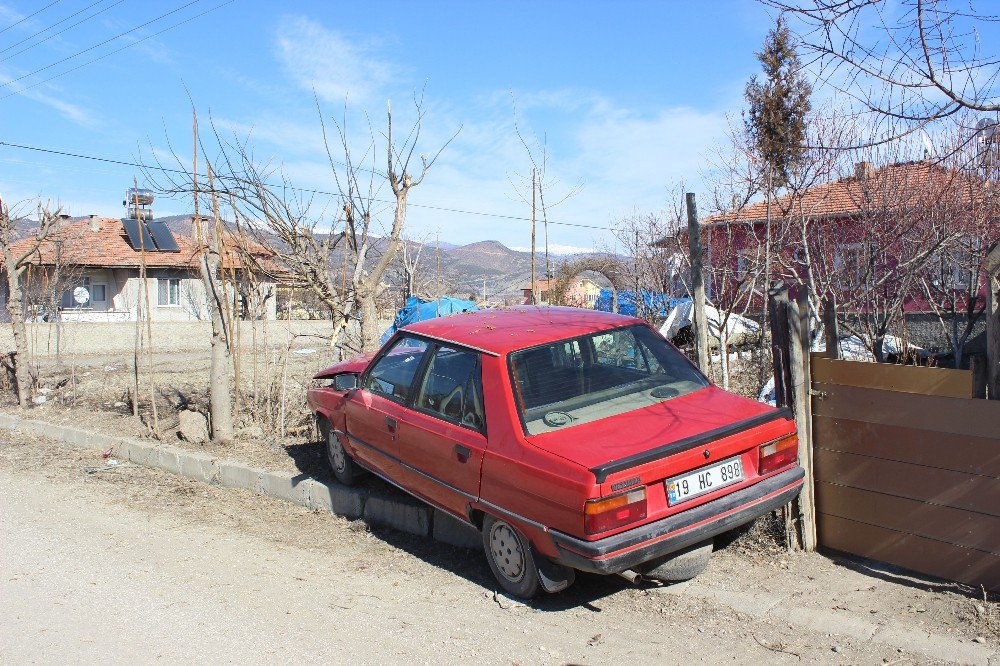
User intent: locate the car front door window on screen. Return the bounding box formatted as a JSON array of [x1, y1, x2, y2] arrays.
[[362, 336, 428, 403]]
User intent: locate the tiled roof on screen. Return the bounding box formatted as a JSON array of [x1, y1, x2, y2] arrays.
[[7, 217, 280, 274], [701, 161, 993, 225], [520, 278, 555, 291]]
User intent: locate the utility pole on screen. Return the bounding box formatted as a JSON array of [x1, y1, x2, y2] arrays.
[[634, 228, 640, 316], [530, 168, 537, 305], [436, 232, 441, 317], [686, 193, 709, 374]]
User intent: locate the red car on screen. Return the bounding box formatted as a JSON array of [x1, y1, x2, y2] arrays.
[[307, 306, 802, 598]]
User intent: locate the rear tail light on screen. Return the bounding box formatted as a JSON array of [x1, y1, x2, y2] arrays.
[[585, 487, 647, 535], [759, 434, 798, 474]]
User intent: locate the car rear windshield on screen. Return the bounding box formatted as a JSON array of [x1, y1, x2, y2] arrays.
[[508, 324, 709, 435]]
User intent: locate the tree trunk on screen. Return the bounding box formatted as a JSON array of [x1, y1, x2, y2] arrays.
[[208, 305, 233, 444], [357, 288, 381, 352], [4, 269, 32, 407]]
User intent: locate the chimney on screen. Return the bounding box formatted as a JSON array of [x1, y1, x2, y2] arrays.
[[854, 161, 872, 180], [88, 215, 100, 232]]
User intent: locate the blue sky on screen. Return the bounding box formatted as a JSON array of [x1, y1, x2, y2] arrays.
[[1, 0, 778, 252]]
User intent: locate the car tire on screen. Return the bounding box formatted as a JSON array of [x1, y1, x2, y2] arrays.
[[636, 539, 714, 582], [482, 515, 541, 599], [319, 416, 363, 486]]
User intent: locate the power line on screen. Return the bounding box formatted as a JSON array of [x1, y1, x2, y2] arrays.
[[0, 0, 62, 36], [0, 139, 613, 231], [1, 0, 125, 63], [0, 0, 200, 90], [1, 0, 233, 101]]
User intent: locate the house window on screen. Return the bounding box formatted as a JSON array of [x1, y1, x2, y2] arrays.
[[61, 277, 91, 309], [157, 278, 181, 306], [835, 243, 866, 287], [91, 284, 107, 303]]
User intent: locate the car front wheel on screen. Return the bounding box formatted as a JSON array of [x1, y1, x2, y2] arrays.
[[482, 515, 541, 599], [319, 417, 363, 486]]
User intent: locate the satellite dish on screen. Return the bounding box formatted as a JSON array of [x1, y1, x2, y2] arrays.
[[73, 287, 90, 305]]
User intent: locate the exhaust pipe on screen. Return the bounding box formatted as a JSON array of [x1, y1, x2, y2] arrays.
[[617, 569, 643, 584]]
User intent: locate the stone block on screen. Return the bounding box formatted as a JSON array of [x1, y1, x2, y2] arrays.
[[260, 471, 310, 508], [218, 460, 263, 491], [432, 509, 481, 550], [178, 451, 218, 483], [125, 440, 160, 467], [306, 479, 366, 519], [156, 447, 183, 476], [363, 493, 432, 537]]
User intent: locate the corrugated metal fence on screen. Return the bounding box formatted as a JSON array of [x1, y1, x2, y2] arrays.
[[811, 355, 1000, 591]]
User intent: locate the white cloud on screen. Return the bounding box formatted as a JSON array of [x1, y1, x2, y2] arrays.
[[275, 16, 392, 104], [0, 70, 99, 127]]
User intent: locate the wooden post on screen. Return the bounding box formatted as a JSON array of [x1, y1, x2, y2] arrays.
[[985, 242, 1000, 400], [530, 168, 537, 305], [767, 282, 792, 408], [686, 193, 709, 374], [822, 296, 840, 360], [791, 285, 817, 551]]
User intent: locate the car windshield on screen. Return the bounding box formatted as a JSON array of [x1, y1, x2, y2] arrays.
[[508, 324, 709, 435]]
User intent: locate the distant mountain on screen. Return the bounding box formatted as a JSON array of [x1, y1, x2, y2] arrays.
[[153, 212, 607, 302]]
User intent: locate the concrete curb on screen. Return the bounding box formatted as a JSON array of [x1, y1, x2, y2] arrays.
[[0, 412, 479, 551]]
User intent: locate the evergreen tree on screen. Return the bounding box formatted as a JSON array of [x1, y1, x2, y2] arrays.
[[745, 18, 812, 188]]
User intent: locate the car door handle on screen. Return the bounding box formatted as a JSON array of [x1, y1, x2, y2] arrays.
[[385, 416, 397, 433], [454, 444, 471, 463]]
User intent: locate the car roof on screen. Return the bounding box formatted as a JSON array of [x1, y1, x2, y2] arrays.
[[400, 306, 644, 355]]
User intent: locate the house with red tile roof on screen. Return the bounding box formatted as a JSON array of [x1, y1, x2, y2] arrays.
[[1, 216, 280, 322], [520, 277, 601, 306], [700, 160, 998, 317]]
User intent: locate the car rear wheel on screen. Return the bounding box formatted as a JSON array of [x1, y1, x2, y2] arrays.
[[636, 539, 714, 582], [482, 515, 541, 599], [318, 417, 363, 486]]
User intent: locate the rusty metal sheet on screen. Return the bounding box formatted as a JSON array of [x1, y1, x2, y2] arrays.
[[812, 414, 1000, 477], [812, 356, 972, 398], [814, 448, 1000, 517], [818, 513, 1000, 592], [812, 382, 1000, 440], [816, 481, 1000, 554]]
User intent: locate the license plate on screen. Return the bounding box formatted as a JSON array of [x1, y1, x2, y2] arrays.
[[666, 456, 744, 505]]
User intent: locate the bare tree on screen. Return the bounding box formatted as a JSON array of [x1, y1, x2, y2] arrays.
[[396, 235, 426, 302], [917, 120, 1000, 365], [0, 199, 60, 407], [510, 95, 583, 294], [768, 0, 1000, 143]]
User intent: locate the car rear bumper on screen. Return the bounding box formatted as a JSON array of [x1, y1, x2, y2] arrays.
[[549, 466, 805, 574]]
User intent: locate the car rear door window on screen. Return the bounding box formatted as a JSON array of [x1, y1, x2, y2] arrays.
[[415, 345, 486, 431], [362, 336, 428, 403], [510, 324, 709, 434]]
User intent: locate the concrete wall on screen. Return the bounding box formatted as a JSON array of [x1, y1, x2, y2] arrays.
[[0, 319, 336, 356], [0, 266, 278, 323]]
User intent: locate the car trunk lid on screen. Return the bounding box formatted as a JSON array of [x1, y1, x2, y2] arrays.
[[523, 386, 795, 491]]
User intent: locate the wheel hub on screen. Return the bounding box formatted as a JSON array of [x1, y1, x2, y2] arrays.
[[489, 523, 524, 582], [328, 434, 347, 473]]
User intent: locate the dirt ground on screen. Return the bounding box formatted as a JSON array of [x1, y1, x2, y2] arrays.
[[11, 347, 330, 474], [1, 431, 997, 664]]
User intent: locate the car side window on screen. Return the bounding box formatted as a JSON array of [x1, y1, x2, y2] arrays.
[[362, 336, 428, 403], [415, 345, 486, 431]]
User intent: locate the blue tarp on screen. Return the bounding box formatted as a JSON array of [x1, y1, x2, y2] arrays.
[[594, 289, 687, 319], [380, 296, 479, 344]]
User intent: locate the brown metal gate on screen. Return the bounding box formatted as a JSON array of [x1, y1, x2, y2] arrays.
[[811, 355, 1000, 591]]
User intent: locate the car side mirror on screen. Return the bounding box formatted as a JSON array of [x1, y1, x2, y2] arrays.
[[334, 373, 359, 391]]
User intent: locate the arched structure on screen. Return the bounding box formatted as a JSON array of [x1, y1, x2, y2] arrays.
[[549, 256, 624, 307]]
